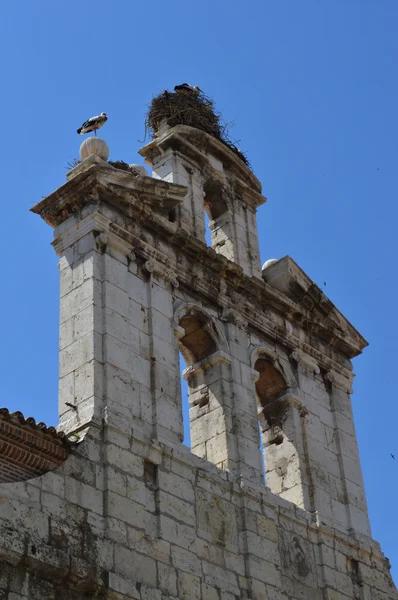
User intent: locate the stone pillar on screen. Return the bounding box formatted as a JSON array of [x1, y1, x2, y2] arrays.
[[208, 212, 237, 264], [57, 226, 105, 435], [57, 228, 183, 444], [325, 371, 371, 536], [291, 350, 371, 536], [226, 319, 264, 484], [179, 313, 264, 483], [55, 218, 156, 440], [145, 263, 183, 445], [33, 156, 187, 446], [246, 206, 262, 279], [261, 394, 314, 511], [185, 350, 237, 469], [139, 126, 266, 280], [151, 147, 205, 240]]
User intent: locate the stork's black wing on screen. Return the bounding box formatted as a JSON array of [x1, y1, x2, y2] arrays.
[[81, 116, 98, 128], [174, 83, 191, 92]]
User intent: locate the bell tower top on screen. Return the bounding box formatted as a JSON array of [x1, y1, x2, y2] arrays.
[[139, 87, 266, 279]]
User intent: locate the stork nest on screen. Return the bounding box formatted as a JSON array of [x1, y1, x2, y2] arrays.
[[145, 89, 250, 167], [108, 160, 141, 174], [66, 158, 141, 175]]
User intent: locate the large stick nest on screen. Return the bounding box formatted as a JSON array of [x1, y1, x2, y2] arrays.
[[66, 158, 143, 176], [145, 89, 250, 167]]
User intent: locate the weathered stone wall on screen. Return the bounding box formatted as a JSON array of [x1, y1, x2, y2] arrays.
[[1, 128, 396, 599], [1, 428, 396, 600], [146, 126, 263, 280]]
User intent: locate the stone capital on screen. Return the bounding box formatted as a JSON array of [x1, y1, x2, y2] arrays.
[[144, 259, 179, 288], [183, 350, 232, 380], [52, 212, 133, 258], [325, 370, 353, 394], [290, 349, 320, 374]]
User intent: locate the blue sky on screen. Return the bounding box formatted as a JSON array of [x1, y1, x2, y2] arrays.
[[1, 0, 397, 581]]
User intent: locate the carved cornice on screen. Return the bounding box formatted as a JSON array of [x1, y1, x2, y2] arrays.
[[33, 164, 367, 365], [144, 259, 179, 288], [290, 350, 320, 375], [31, 165, 187, 228], [139, 124, 264, 202]]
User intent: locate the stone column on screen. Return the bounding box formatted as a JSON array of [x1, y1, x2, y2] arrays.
[[183, 350, 237, 469], [261, 393, 314, 511], [226, 319, 264, 484], [151, 147, 205, 240], [291, 349, 371, 535], [56, 221, 106, 435], [144, 262, 183, 445], [55, 217, 153, 439], [33, 156, 186, 446], [246, 206, 262, 279], [208, 212, 237, 264], [140, 126, 266, 280], [325, 371, 371, 536]]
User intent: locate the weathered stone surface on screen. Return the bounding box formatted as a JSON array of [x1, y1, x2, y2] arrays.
[[0, 121, 395, 600]]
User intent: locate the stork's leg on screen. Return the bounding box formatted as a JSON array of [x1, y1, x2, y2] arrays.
[[95, 130, 97, 137]]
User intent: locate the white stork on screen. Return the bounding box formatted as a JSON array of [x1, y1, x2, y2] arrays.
[[174, 83, 201, 94], [77, 112, 108, 136]]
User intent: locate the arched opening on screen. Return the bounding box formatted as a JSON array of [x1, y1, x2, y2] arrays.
[[179, 351, 191, 448], [179, 315, 217, 364], [204, 182, 229, 219], [203, 180, 235, 260], [254, 356, 288, 486], [178, 314, 219, 450], [203, 210, 212, 246], [255, 358, 287, 405], [175, 305, 232, 469], [252, 349, 312, 507]]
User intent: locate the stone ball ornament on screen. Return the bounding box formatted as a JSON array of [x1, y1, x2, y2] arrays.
[[262, 258, 279, 270], [79, 137, 109, 161]]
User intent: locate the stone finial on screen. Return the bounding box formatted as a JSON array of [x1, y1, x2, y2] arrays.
[[262, 258, 279, 270], [80, 136, 109, 161]]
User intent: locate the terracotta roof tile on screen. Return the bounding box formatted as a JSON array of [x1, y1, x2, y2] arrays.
[[0, 408, 73, 483]]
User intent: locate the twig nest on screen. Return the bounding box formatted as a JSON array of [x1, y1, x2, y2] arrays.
[[146, 90, 251, 167], [129, 164, 148, 177], [80, 137, 109, 161]]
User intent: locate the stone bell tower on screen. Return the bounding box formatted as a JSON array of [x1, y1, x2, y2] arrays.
[[0, 91, 396, 600], [138, 119, 371, 536]]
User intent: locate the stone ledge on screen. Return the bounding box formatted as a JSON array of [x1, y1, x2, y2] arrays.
[[32, 167, 367, 363], [139, 124, 264, 200], [30, 164, 187, 228]]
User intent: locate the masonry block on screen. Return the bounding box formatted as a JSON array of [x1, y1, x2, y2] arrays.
[[0, 116, 394, 600]]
